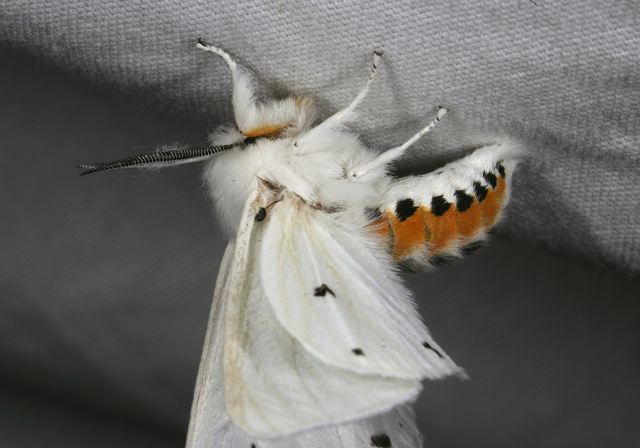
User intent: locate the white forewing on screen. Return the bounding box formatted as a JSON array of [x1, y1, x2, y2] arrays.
[[260, 194, 462, 380], [214, 190, 421, 438], [186, 242, 239, 447], [185, 243, 424, 448]]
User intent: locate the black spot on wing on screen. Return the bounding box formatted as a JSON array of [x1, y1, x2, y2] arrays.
[[430, 195, 451, 216], [422, 341, 444, 358], [497, 162, 506, 178], [370, 433, 392, 447], [352, 348, 365, 356], [254, 207, 267, 222], [454, 190, 473, 212], [483, 171, 497, 188], [473, 181, 488, 202], [314, 284, 335, 297], [395, 199, 418, 221]]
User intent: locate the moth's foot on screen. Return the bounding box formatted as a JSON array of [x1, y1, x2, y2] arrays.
[[435, 106, 448, 121], [195, 38, 229, 58]]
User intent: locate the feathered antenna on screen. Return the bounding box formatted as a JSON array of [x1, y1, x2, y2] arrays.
[[77, 144, 238, 176]]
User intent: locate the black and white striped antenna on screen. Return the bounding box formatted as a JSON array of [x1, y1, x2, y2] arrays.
[[77, 144, 238, 176]]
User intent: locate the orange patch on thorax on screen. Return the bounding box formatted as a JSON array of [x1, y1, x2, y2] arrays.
[[243, 124, 288, 138]]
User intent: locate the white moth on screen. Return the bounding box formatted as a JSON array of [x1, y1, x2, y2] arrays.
[[80, 39, 522, 448]]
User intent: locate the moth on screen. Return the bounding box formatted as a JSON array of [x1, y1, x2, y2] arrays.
[[80, 40, 522, 447]]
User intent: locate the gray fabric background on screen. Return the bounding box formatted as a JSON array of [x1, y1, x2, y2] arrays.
[[1, 1, 640, 447], [1, 0, 638, 272]]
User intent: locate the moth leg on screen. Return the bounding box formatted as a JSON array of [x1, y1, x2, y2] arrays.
[[196, 39, 314, 138], [328, 49, 383, 125], [349, 107, 448, 178], [319, 49, 384, 127], [196, 38, 262, 134], [294, 50, 383, 147]]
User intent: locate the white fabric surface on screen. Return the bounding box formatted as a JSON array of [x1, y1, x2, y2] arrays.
[[1, 0, 638, 272]]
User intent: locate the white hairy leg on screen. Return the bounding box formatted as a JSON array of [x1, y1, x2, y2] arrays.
[[349, 106, 448, 178]]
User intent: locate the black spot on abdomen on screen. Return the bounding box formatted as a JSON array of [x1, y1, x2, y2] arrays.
[[352, 348, 365, 356], [483, 171, 497, 188], [430, 195, 451, 216], [370, 433, 392, 447], [454, 190, 473, 212], [473, 181, 488, 202], [395, 198, 418, 221], [462, 240, 484, 255], [429, 255, 452, 266]]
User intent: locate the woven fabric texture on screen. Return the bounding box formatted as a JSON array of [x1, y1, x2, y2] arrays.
[[1, 0, 638, 272]]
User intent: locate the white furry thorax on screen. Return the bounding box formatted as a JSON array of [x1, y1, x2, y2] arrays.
[[204, 126, 381, 237]]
